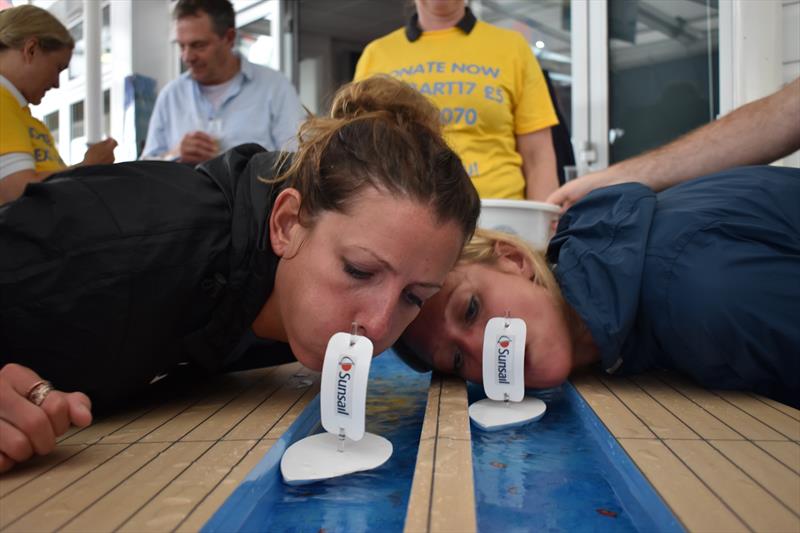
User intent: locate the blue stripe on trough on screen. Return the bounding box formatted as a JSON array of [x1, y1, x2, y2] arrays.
[[469, 382, 685, 532], [205, 354, 684, 532]]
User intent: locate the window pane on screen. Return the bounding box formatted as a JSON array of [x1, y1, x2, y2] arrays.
[[102, 4, 112, 65], [103, 89, 111, 137], [69, 6, 112, 76], [608, 0, 719, 163], [238, 17, 277, 69], [69, 21, 84, 80], [44, 112, 59, 144], [71, 100, 85, 139]]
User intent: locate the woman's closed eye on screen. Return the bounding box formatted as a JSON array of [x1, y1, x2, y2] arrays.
[[343, 262, 373, 280], [403, 290, 423, 308]]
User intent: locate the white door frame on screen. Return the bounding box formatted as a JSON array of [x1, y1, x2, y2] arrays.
[[570, 0, 609, 173], [718, 0, 782, 116]]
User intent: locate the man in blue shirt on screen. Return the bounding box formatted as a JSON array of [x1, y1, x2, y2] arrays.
[[142, 0, 303, 164]]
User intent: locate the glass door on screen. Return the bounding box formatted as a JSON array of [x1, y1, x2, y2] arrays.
[[607, 0, 718, 164], [571, 0, 718, 171]]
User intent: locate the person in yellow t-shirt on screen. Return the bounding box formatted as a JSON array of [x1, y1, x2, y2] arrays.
[[355, 0, 559, 200], [0, 5, 117, 205]]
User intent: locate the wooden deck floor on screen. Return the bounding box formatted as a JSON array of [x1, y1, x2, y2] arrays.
[[0, 363, 320, 532], [1, 362, 798, 532], [572, 369, 800, 533]]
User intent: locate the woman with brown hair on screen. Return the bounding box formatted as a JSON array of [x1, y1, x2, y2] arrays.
[[0, 5, 117, 205], [0, 75, 481, 471]]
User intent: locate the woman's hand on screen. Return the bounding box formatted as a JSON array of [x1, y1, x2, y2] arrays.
[[81, 138, 118, 166], [0, 363, 92, 473]]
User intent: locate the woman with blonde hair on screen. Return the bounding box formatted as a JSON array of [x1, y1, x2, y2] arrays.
[[401, 165, 800, 407], [0, 75, 480, 471], [0, 5, 117, 204]]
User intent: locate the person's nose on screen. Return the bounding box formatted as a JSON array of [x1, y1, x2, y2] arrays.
[[355, 295, 398, 350], [463, 326, 484, 356], [181, 48, 195, 65]]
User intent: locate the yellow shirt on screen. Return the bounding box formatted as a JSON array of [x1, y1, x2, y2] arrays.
[[355, 21, 558, 199], [0, 84, 65, 173]]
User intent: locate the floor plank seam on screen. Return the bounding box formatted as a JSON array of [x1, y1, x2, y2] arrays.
[[426, 376, 443, 533], [0, 445, 90, 499], [1, 441, 137, 531], [596, 375, 657, 439], [112, 440, 224, 531], [171, 379, 318, 529], [626, 375, 698, 438], [748, 392, 800, 421], [750, 393, 800, 421], [169, 383, 260, 444], [64, 374, 270, 489], [119, 396, 213, 444], [267, 383, 320, 436], [659, 439, 761, 533], [171, 440, 264, 532], [653, 373, 748, 440], [56, 443, 171, 532], [751, 441, 800, 474], [220, 377, 315, 442], [101, 375, 274, 531], [215, 382, 293, 441], [717, 393, 799, 441], [98, 401, 170, 443], [705, 440, 800, 520]]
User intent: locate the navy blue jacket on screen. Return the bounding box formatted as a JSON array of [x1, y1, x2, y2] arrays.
[[548, 166, 800, 406]]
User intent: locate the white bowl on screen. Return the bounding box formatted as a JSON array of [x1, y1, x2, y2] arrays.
[[478, 199, 561, 250]]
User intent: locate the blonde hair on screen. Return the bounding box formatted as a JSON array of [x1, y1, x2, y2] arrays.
[[461, 228, 562, 297], [459, 228, 589, 351], [269, 74, 480, 243], [0, 5, 74, 52]]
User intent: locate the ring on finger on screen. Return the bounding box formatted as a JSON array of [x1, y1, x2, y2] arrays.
[[26, 380, 54, 406]]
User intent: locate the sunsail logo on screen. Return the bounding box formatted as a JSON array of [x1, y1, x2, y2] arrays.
[[496, 335, 512, 385], [336, 356, 355, 416]]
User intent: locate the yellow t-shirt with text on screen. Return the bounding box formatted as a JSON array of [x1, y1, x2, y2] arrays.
[[355, 21, 558, 199], [0, 85, 65, 173]]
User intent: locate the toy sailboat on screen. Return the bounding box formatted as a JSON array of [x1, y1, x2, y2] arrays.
[[281, 325, 392, 485], [468, 315, 546, 431]]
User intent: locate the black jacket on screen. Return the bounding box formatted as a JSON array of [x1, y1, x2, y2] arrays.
[[0, 144, 292, 407]]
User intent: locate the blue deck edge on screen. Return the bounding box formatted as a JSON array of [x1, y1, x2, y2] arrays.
[[565, 381, 685, 532]]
